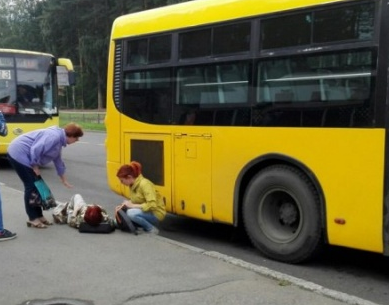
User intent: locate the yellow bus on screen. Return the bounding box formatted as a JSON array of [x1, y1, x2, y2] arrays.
[[0, 49, 75, 155], [105, 0, 386, 263]]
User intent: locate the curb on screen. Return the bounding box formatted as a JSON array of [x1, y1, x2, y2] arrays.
[[157, 236, 380, 305]]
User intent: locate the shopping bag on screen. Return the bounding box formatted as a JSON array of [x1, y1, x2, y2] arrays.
[[34, 177, 57, 210]]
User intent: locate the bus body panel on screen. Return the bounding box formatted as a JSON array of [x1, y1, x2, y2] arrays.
[[123, 132, 173, 214], [173, 132, 212, 220], [106, 119, 385, 253], [112, 0, 345, 39], [106, 0, 388, 262], [0, 119, 59, 154]]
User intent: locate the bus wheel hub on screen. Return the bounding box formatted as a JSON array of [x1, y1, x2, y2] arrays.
[[279, 201, 298, 226]]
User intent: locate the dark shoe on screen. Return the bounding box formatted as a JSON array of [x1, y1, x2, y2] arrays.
[[0, 229, 17, 241]]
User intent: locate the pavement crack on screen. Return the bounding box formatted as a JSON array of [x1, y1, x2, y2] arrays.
[[121, 279, 239, 303]]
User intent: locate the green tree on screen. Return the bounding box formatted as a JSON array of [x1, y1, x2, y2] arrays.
[[0, 0, 44, 50], [1, 0, 193, 109]]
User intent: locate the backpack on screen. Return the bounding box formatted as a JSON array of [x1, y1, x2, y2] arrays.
[[115, 209, 138, 235]]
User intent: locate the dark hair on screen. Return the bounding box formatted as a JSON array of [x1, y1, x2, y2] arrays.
[[117, 161, 142, 179], [84, 205, 103, 226], [64, 123, 83, 138]]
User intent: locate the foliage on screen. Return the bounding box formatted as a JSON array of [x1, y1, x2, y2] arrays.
[[60, 111, 106, 131], [0, 0, 45, 49], [0, 0, 192, 109]]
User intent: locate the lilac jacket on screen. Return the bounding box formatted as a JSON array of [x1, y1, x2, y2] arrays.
[[8, 126, 67, 176]]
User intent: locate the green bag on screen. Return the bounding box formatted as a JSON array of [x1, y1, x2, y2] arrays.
[[33, 177, 57, 210]]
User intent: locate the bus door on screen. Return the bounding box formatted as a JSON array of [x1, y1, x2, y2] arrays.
[[173, 132, 212, 220]]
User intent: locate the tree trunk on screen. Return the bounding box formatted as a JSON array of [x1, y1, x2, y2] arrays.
[[97, 72, 103, 110]]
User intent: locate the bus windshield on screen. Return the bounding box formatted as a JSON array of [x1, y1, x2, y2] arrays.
[[0, 54, 57, 115]]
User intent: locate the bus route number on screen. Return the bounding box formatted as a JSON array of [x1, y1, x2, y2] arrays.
[[0, 70, 11, 80]]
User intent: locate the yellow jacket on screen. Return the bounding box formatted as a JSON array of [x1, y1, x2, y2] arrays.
[[129, 174, 166, 221]]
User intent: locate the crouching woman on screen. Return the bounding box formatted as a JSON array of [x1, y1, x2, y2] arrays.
[[115, 161, 165, 234]]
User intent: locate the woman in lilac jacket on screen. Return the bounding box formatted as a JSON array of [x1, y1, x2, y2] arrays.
[[7, 123, 83, 228]]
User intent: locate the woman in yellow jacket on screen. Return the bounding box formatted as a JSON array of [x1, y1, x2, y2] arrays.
[[115, 161, 165, 234]]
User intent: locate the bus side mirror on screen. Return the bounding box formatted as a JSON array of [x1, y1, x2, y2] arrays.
[[57, 58, 76, 86], [68, 71, 76, 86]]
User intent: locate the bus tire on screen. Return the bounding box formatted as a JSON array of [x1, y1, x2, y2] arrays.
[[242, 164, 323, 263]]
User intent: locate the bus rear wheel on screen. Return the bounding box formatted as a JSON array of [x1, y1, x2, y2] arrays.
[[242, 165, 323, 263]]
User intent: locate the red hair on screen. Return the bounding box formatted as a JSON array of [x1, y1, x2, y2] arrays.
[[84, 205, 103, 226], [64, 123, 84, 138], [117, 161, 142, 179]]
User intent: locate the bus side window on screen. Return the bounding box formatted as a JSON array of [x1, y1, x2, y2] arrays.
[[346, 78, 370, 101], [201, 67, 219, 104], [152, 88, 172, 124], [324, 79, 348, 101], [179, 108, 198, 125], [259, 60, 294, 103], [218, 64, 248, 104], [178, 68, 205, 104]]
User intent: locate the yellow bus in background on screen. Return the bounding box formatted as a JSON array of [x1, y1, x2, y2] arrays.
[[105, 0, 388, 263], [0, 49, 75, 155]]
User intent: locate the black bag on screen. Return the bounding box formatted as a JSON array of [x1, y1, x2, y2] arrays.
[[115, 209, 138, 235], [78, 222, 115, 234]]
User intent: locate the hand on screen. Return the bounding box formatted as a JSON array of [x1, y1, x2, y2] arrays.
[[62, 180, 73, 188], [61, 178, 73, 188], [33, 166, 40, 176], [60, 175, 73, 188], [123, 200, 136, 208], [115, 204, 125, 213]]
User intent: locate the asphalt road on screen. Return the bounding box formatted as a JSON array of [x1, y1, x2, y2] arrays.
[[1, 131, 389, 305]]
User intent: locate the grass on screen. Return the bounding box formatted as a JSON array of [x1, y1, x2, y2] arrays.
[[59, 111, 106, 131]]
